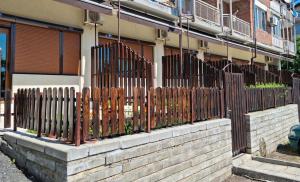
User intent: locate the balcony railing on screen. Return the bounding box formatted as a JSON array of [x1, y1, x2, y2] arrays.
[[270, 0, 280, 13], [283, 40, 295, 54], [223, 14, 251, 37], [286, 11, 294, 22], [272, 36, 283, 48], [195, 0, 221, 26]]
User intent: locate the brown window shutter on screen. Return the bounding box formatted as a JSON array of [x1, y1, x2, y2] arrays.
[[143, 45, 153, 62], [15, 24, 60, 74], [63, 32, 81, 75]]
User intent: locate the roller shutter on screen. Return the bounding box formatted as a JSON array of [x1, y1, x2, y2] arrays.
[[15, 24, 60, 74], [63, 32, 81, 75]]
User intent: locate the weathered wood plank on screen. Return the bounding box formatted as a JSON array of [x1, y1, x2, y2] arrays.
[[56, 88, 63, 138], [68, 87, 75, 142], [118, 88, 125, 134], [62, 87, 69, 138], [92, 88, 100, 138]]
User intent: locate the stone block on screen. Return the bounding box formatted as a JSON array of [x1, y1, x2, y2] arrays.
[[149, 128, 173, 143], [17, 138, 45, 153], [88, 138, 120, 156], [119, 133, 150, 149], [45, 144, 89, 162]]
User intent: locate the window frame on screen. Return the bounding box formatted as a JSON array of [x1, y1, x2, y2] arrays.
[[255, 7, 267, 32]]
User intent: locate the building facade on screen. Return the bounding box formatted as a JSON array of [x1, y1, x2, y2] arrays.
[[0, 0, 296, 95]]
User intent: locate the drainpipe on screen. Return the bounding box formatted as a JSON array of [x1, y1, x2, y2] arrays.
[[220, 0, 224, 32], [229, 0, 233, 31], [118, 0, 121, 43], [251, 0, 256, 65]]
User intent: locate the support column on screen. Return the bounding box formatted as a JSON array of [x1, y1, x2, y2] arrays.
[[154, 40, 164, 88], [229, 0, 233, 31], [277, 59, 281, 71], [197, 49, 205, 60], [81, 25, 99, 89], [264, 63, 269, 71]]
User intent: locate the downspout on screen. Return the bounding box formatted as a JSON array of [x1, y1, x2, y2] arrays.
[[229, 0, 233, 31], [220, 0, 224, 32], [251, 0, 257, 65]]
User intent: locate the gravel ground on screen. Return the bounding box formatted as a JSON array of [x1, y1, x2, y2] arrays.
[[0, 151, 33, 182]]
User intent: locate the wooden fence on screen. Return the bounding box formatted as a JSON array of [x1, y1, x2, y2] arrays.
[[293, 78, 300, 118], [245, 87, 293, 113], [91, 42, 154, 103], [162, 54, 223, 88], [14, 86, 225, 145]]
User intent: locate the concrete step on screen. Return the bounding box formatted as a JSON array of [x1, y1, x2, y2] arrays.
[[233, 154, 300, 182]]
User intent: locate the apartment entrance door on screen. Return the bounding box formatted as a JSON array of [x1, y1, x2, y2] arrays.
[[0, 28, 11, 99]]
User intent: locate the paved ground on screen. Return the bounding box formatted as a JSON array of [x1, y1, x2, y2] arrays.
[[0, 151, 33, 182], [225, 174, 262, 182], [268, 144, 300, 164], [233, 154, 300, 182]]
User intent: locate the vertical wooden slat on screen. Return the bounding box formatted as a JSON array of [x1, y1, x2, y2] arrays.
[[45, 88, 52, 135], [41, 88, 47, 133], [156, 88, 161, 127], [69, 88, 75, 142], [75, 92, 81, 146], [56, 88, 63, 138], [149, 87, 155, 129], [133, 87, 139, 132], [62, 87, 69, 138], [111, 88, 118, 135], [50, 88, 57, 136], [140, 87, 146, 131], [34, 89, 40, 131], [92, 88, 100, 138], [102, 88, 109, 137], [118, 88, 125, 134], [82, 87, 90, 142]]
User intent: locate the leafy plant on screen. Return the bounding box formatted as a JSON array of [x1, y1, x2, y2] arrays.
[[26, 129, 37, 134], [125, 121, 133, 135], [247, 83, 287, 89]]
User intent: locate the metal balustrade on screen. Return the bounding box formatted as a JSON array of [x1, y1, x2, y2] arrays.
[[195, 0, 221, 26], [223, 14, 251, 37]]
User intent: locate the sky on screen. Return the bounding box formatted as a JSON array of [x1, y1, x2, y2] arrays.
[[0, 33, 7, 60]]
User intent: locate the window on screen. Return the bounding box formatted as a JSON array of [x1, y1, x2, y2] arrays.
[[272, 16, 281, 38], [255, 7, 267, 31], [15, 23, 81, 75]]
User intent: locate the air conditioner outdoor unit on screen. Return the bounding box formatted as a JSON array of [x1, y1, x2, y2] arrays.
[[84, 10, 103, 26], [198, 40, 208, 49], [270, 17, 278, 26], [156, 29, 168, 40]]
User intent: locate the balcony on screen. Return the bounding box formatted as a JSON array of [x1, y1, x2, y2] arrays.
[[272, 36, 283, 49], [113, 0, 178, 21], [223, 14, 251, 38], [283, 40, 296, 55], [186, 0, 222, 34], [195, 0, 220, 26]]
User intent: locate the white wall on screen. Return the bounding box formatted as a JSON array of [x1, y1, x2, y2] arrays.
[[12, 74, 82, 93]]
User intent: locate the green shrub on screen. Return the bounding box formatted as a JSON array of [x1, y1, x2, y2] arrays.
[[247, 83, 287, 89]]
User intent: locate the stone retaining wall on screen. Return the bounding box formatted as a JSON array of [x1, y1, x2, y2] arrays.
[[246, 104, 299, 155], [0, 119, 232, 182]]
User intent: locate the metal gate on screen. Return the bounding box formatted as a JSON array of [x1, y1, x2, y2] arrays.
[[224, 72, 247, 156]]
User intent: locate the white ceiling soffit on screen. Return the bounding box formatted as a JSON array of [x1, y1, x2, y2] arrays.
[[56, 0, 113, 15], [255, 0, 268, 11]]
